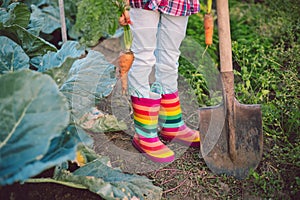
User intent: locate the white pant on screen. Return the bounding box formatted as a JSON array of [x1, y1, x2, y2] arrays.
[[128, 8, 189, 98]]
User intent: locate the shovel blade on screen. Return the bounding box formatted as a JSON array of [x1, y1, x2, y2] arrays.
[[199, 100, 263, 179]]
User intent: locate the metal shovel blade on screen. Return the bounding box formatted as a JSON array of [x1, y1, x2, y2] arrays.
[[199, 97, 263, 179], [198, 0, 263, 179]]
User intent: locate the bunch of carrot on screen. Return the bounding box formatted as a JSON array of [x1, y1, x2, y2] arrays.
[[115, 0, 134, 95]]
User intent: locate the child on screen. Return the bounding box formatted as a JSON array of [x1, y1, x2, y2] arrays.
[[119, 0, 201, 163]]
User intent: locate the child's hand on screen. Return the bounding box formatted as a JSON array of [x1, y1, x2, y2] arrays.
[[119, 9, 132, 26]]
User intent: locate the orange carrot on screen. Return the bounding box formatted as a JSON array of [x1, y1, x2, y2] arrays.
[[204, 13, 214, 46], [114, 1, 134, 95], [118, 50, 134, 94]]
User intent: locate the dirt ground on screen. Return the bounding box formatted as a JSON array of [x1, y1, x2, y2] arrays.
[[0, 182, 103, 200]]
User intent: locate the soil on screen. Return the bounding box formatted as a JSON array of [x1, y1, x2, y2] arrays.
[[0, 182, 103, 200]]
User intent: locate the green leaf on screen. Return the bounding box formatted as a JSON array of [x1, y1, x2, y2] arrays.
[[1, 0, 11, 8], [44, 126, 84, 161], [43, 57, 78, 88], [27, 5, 46, 36], [69, 160, 162, 200], [261, 89, 270, 95], [2, 3, 30, 28], [23, 0, 55, 7], [0, 69, 70, 185], [60, 50, 116, 122], [76, 145, 110, 165], [53, 157, 162, 200], [0, 24, 57, 57], [38, 41, 86, 72], [24, 146, 162, 199], [0, 9, 9, 24], [5, 125, 81, 186], [246, 79, 251, 89], [74, 0, 119, 46], [29, 4, 61, 34], [0, 36, 30, 74], [36, 41, 86, 87], [296, 177, 300, 186], [41, 5, 61, 33]]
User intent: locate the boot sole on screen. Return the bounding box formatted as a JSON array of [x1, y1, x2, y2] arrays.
[[160, 135, 200, 148], [132, 139, 175, 163]]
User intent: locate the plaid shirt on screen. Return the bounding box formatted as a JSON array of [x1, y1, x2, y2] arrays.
[[129, 0, 200, 16]]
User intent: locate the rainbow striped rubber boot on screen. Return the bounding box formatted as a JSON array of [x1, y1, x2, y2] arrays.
[[131, 95, 175, 163], [159, 91, 200, 148]]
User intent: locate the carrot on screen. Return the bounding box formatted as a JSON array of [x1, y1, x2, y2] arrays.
[[118, 25, 134, 95], [202, 0, 214, 58], [115, 1, 134, 95], [204, 13, 214, 46], [118, 50, 134, 94]]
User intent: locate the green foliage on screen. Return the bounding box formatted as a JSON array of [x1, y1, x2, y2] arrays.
[[51, 145, 163, 200], [1, 23, 57, 57], [37, 41, 86, 87], [183, 0, 299, 198], [36, 41, 85, 72], [60, 50, 117, 121], [0, 1, 159, 199], [0, 36, 30, 73], [29, 4, 61, 34], [73, 0, 119, 46], [186, 5, 218, 62], [180, 2, 220, 106], [10, 0, 81, 42], [26, 143, 162, 199], [0, 70, 71, 185], [230, 0, 300, 143], [0, 3, 57, 57], [178, 56, 209, 106], [23, 0, 80, 32], [1, 2, 30, 27], [247, 168, 284, 196]]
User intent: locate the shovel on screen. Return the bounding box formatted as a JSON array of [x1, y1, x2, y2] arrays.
[[58, 0, 67, 43], [199, 0, 263, 179]]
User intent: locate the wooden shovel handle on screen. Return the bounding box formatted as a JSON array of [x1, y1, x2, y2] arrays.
[[216, 0, 237, 162], [58, 0, 67, 43], [217, 0, 233, 73]]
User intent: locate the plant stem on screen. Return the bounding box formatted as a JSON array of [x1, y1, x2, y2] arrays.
[[114, 0, 133, 51], [207, 0, 213, 14], [26, 178, 88, 190], [123, 25, 132, 51]]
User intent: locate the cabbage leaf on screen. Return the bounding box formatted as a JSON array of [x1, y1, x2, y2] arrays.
[[0, 70, 71, 185]]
